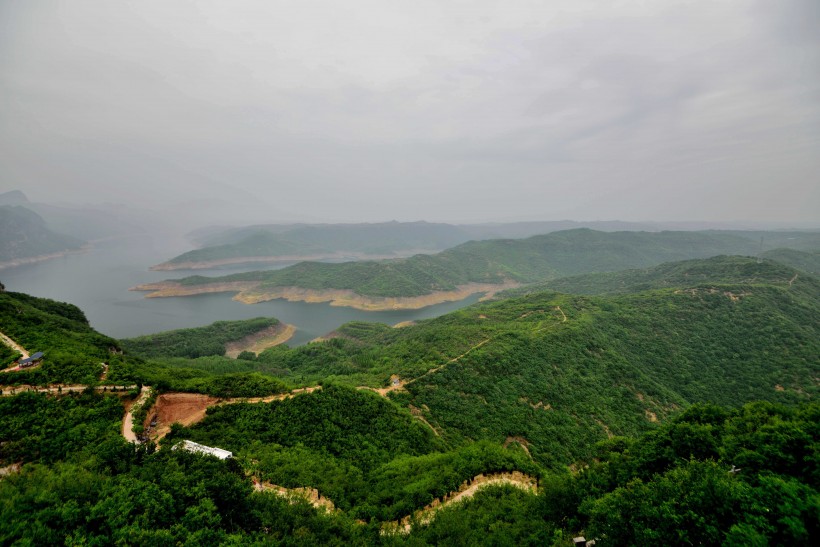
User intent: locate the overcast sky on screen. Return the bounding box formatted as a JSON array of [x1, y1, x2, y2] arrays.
[[1, 0, 818, 225]]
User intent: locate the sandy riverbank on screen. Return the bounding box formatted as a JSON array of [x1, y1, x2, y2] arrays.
[[131, 280, 521, 311], [0, 244, 91, 270]]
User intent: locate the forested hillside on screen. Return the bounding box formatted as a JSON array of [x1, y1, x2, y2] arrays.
[[1, 255, 817, 544], [501, 254, 809, 296], [0, 291, 118, 384], [248, 256, 818, 468], [148, 229, 767, 300], [121, 317, 280, 359], [0, 205, 84, 264]]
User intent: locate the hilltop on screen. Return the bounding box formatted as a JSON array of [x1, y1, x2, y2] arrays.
[[500, 254, 811, 297], [158, 220, 705, 271], [135, 228, 775, 309]]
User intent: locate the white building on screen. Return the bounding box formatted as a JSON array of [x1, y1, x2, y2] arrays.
[[173, 440, 233, 460]]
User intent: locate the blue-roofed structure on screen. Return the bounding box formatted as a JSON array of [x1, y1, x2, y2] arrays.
[[18, 352, 44, 367]]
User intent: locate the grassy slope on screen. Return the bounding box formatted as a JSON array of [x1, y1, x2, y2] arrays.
[[170, 229, 762, 297]]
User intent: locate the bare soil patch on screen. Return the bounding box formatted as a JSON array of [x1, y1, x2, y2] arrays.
[[145, 387, 323, 442], [0, 463, 22, 477], [144, 392, 220, 441]]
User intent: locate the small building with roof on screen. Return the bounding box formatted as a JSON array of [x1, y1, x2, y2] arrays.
[[18, 352, 44, 368], [172, 439, 233, 460]]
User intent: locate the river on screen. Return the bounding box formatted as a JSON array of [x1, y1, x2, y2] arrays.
[[0, 234, 482, 346]]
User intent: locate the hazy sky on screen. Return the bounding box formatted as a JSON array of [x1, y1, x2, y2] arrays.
[[1, 0, 818, 225]]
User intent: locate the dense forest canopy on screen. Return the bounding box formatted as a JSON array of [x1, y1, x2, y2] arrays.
[[1, 252, 818, 544]]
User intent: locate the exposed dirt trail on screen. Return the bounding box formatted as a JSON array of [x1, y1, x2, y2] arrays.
[[0, 330, 29, 360], [381, 471, 539, 534], [249, 471, 538, 533], [252, 479, 337, 512], [123, 386, 151, 443], [406, 338, 492, 387]]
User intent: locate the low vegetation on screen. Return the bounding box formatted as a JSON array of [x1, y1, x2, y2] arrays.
[[121, 317, 280, 359]]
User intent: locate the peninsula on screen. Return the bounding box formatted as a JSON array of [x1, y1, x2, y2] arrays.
[[133, 228, 770, 309]]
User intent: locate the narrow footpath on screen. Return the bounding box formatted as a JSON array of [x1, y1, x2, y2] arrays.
[[122, 385, 151, 443], [0, 330, 29, 360]]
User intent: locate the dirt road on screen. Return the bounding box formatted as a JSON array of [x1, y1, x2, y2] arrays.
[[0, 330, 29, 360], [122, 386, 151, 443]]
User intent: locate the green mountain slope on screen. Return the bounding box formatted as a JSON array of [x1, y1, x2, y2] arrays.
[[500, 254, 810, 296], [0, 291, 119, 384], [120, 317, 280, 359], [0, 205, 84, 263], [761, 248, 820, 275], [160, 221, 472, 266], [253, 257, 819, 468], [0, 256, 817, 543], [162, 229, 764, 298]]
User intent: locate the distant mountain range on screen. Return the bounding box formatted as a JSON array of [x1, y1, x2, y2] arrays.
[[0, 204, 85, 265], [0, 190, 159, 243], [138, 228, 820, 309], [157, 219, 820, 271]]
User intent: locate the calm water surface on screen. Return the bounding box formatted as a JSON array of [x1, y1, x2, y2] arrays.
[[1, 235, 481, 345]]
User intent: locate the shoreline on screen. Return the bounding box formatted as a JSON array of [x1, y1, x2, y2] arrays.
[[0, 244, 91, 271], [130, 280, 521, 311], [224, 323, 297, 357], [149, 249, 443, 271]]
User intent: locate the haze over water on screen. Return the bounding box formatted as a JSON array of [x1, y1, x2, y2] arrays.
[[1, 236, 482, 346]]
